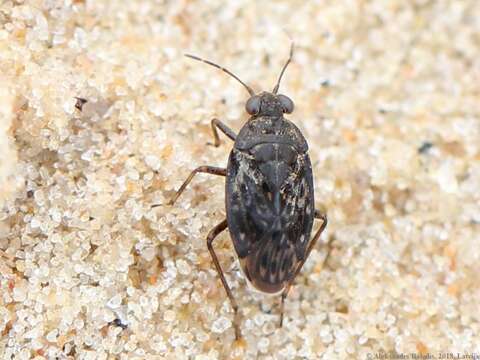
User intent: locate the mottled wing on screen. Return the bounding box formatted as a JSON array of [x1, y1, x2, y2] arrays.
[[225, 149, 273, 258], [278, 153, 315, 260], [225, 146, 315, 293]]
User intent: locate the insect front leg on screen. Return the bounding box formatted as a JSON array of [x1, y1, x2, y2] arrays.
[[279, 209, 330, 327], [165, 166, 226, 206], [207, 219, 242, 340], [209, 118, 237, 147]]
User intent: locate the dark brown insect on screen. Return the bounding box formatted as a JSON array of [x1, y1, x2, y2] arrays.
[[168, 44, 330, 339]]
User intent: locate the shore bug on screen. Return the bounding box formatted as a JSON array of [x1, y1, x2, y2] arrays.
[[168, 44, 330, 339]]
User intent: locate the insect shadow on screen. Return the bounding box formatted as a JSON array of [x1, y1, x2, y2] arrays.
[[156, 43, 332, 340]]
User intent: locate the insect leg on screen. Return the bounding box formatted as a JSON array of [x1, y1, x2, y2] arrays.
[[313, 210, 333, 267], [279, 210, 329, 327], [166, 166, 226, 206], [210, 118, 236, 147], [207, 219, 241, 340]]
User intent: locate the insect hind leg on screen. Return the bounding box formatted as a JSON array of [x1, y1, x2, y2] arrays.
[[207, 219, 242, 340], [278, 209, 330, 327]]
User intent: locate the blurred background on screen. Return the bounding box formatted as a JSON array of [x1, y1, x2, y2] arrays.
[[1, 1, 479, 359]]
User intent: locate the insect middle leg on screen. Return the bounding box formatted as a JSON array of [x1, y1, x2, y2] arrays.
[[210, 118, 236, 147], [207, 219, 241, 340], [279, 210, 330, 327], [167, 166, 226, 205]]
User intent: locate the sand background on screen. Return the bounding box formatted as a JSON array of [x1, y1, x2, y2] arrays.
[[1, 0, 480, 359]]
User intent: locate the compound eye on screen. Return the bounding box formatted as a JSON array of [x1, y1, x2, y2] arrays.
[[245, 95, 260, 115], [278, 94, 294, 114]]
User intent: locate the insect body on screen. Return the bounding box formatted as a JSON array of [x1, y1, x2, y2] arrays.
[[168, 44, 329, 340], [227, 106, 314, 295]]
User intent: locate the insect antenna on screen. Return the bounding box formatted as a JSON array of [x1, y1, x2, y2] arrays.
[[185, 54, 255, 96], [272, 42, 294, 94]]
